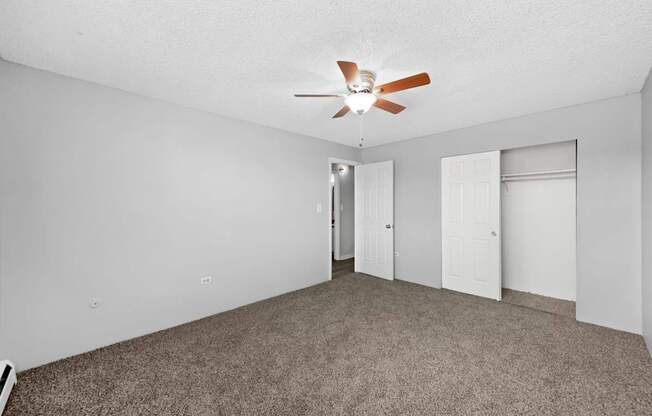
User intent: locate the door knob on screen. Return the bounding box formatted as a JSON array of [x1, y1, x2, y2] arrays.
[[385, 224, 392, 229], [490, 230, 497, 236]]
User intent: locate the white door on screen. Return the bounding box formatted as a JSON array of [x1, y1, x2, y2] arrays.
[[441, 151, 501, 300], [355, 160, 394, 280]]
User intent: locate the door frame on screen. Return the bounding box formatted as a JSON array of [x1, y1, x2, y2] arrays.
[[328, 157, 361, 280]]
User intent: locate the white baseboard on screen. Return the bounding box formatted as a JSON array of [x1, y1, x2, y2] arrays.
[[335, 253, 354, 260]]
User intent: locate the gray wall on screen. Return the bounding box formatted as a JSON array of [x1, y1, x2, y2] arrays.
[[643, 69, 652, 354], [0, 61, 359, 370], [361, 95, 642, 334]]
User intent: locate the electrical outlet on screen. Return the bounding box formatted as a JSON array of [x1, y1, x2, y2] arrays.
[[89, 298, 101, 309], [316, 203, 322, 213], [200, 276, 213, 285]]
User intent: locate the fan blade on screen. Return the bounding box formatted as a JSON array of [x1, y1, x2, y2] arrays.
[[294, 94, 341, 97], [374, 98, 406, 114], [337, 61, 359, 84], [375, 73, 430, 95], [332, 106, 350, 118]]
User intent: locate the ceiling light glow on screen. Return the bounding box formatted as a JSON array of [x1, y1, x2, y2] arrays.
[[345, 92, 377, 115]]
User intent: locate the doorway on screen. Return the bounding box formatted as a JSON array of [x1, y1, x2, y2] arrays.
[[441, 141, 577, 318], [500, 141, 577, 317], [328, 158, 395, 281], [331, 162, 356, 279]]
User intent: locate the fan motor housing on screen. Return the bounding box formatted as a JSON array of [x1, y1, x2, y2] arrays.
[[348, 70, 376, 93]]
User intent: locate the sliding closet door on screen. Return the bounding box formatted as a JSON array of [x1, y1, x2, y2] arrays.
[[441, 151, 501, 300]]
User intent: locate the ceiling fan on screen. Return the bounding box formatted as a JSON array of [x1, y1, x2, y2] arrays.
[[294, 61, 430, 118]]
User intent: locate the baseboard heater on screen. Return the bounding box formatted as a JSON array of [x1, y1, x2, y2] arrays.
[[0, 360, 17, 415]]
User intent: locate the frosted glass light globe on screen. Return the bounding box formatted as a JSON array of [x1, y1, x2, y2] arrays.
[[345, 92, 377, 115]]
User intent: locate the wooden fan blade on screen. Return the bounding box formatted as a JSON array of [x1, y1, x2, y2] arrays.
[[375, 73, 431, 95], [337, 61, 359, 84], [294, 94, 340, 97], [332, 106, 350, 118], [374, 98, 406, 114]]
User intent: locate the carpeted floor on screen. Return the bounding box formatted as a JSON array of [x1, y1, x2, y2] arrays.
[[6, 274, 652, 415], [502, 288, 576, 319]]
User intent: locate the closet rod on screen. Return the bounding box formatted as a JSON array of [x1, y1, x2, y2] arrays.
[[502, 174, 575, 183], [501, 168, 576, 179]]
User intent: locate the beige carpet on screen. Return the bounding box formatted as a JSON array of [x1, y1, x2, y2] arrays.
[[6, 274, 652, 415]]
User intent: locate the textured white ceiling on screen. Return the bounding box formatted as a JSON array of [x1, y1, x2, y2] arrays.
[[1, 1, 652, 147]]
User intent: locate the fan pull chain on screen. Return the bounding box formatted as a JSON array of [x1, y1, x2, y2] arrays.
[[358, 115, 365, 147]]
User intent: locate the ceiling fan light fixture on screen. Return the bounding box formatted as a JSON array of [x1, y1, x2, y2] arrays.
[[345, 91, 377, 115], [295, 61, 430, 118]]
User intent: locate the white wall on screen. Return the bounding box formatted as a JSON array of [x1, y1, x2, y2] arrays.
[[335, 166, 355, 259], [501, 141, 576, 175], [0, 61, 359, 370], [331, 170, 337, 255], [502, 178, 576, 300], [501, 142, 576, 300], [643, 68, 652, 354], [361, 95, 642, 334]]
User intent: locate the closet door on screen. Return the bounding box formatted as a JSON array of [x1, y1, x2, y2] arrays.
[[441, 151, 501, 300]]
